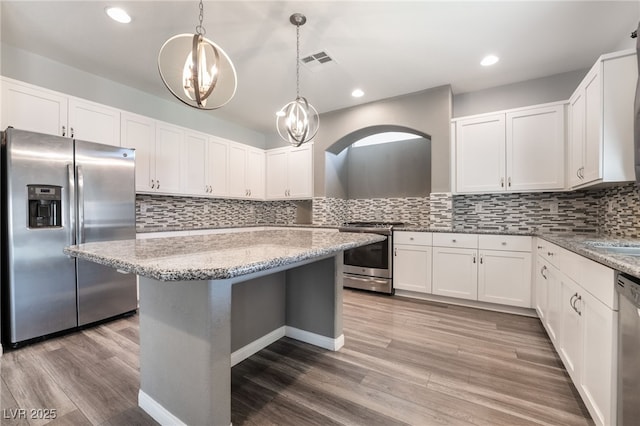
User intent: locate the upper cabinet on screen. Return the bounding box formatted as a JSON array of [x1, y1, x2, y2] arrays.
[[1, 77, 121, 146], [266, 143, 313, 200], [568, 49, 637, 188], [228, 142, 265, 200], [453, 102, 565, 194], [121, 112, 183, 195]]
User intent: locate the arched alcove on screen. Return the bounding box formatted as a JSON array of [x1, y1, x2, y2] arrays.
[[325, 125, 431, 199]]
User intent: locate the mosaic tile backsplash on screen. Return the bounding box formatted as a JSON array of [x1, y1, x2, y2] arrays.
[[137, 183, 640, 237]]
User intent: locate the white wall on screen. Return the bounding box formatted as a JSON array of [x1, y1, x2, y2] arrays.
[[0, 44, 266, 148]]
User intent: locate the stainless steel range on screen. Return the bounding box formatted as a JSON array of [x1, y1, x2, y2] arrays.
[[338, 222, 403, 294]]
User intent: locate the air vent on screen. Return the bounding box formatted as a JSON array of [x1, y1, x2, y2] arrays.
[[299, 51, 336, 72]]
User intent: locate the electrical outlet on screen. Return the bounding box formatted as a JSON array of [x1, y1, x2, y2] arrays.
[[475, 202, 483, 213], [549, 201, 558, 214]]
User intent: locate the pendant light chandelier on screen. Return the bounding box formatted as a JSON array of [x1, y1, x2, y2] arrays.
[[276, 13, 319, 147], [158, 0, 237, 110]]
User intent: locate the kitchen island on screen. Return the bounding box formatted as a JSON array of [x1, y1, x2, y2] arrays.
[[64, 229, 385, 426]]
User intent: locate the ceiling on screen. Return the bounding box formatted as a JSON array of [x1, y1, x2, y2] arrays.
[[1, 1, 638, 136]]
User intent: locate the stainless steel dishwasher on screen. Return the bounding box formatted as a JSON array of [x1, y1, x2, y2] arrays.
[[616, 273, 640, 425]]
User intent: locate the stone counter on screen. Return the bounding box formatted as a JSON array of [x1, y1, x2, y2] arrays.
[[65, 229, 385, 281]]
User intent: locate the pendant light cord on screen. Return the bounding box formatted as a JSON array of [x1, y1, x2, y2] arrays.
[[196, 0, 206, 35], [296, 23, 301, 99]]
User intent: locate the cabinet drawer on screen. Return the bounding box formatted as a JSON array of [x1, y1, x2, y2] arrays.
[[433, 232, 478, 249], [394, 231, 432, 246], [479, 235, 531, 252], [536, 238, 562, 267]]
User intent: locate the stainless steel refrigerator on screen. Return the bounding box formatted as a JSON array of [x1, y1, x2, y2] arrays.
[[2, 128, 137, 347]]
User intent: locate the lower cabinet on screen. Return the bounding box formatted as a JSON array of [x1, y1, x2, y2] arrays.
[[432, 247, 478, 299], [477, 249, 531, 307], [535, 238, 617, 426], [394, 245, 432, 293]]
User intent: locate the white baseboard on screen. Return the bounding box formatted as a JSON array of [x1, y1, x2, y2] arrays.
[[285, 326, 345, 351], [139, 390, 186, 426], [230, 326, 286, 367]]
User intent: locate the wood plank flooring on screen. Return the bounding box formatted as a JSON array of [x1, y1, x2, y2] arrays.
[[0, 290, 593, 425]]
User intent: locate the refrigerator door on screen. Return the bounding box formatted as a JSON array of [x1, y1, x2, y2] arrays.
[[4, 128, 77, 344], [74, 139, 137, 326]]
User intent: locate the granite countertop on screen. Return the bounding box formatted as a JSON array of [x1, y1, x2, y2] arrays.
[[64, 229, 385, 282], [537, 233, 640, 278]]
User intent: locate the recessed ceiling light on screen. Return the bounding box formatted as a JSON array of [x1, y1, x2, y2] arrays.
[[105, 7, 131, 24], [351, 89, 364, 98], [481, 55, 499, 66]]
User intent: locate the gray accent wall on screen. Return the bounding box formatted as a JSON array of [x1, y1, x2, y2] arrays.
[[345, 137, 431, 199], [0, 44, 266, 148], [452, 69, 587, 118]]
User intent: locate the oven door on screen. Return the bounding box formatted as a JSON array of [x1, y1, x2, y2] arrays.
[[343, 237, 390, 278]]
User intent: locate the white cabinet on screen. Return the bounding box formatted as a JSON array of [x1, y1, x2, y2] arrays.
[[568, 49, 636, 188], [478, 249, 532, 308], [68, 97, 120, 146], [536, 237, 618, 426], [154, 122, 184, 194], [266, 144, 313, 200], [182, 130, 210, 196], [121, 112, 156, 193], [1, 78, 121, 146], [393, 232, 432, 293], [453, 102, 565, 194], [121, 113, 182, 194], [1, 77, 68, 136], [207, 137, 230, 197], [432, 246, 478, 300], [505, 105, 565, 191], [454, 114, 505, 193], [229, 143, 264, 199]]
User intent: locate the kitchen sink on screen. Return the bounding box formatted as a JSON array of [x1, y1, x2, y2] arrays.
[[585, 242, 640, 256]]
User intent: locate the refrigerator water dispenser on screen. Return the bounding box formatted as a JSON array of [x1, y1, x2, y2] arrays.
[[27, 184, 62, 228]]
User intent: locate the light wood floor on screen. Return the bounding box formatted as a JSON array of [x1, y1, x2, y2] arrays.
[[1, 290, 593, 425]]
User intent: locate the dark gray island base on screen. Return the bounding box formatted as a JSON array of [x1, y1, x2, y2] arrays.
[[64, 229, 385, 426]]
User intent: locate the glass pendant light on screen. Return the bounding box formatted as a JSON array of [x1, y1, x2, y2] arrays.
[[276, 13, 319, 147], [158, 0, 237, 110]]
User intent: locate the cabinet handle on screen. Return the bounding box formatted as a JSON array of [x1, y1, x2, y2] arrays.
[[537, 245, 544, 249], [394, 248, 397, 257], [452, 239, 457, 243], [575, 294, 582, 316], [501, 241, 507, 246], [480, 256, 483, 264], [508, 177, 511, 187], [157, 180, 160, 190], [249, 189, 251, 196], [62, 125, 66, 137], [500, 177, 504, 187], [547, 251, 554, 257], [540, 265, 547, 279], [151, 179, 155, 189], [409, 237, 414, 241], [570, 292, 579, 313], [70, 127, 75, 138], [473, 255, 476, 264], [576, 169, 581, 179]]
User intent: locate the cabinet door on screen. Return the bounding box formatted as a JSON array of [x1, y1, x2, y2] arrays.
[[121, 112, 155, 193], [393, 245, 432, 293], [580, 290, 616, 426], [1, 79, 68, 136], [266, 149, 288, 199], [68, 97, 120, 146], [154, 122, 183, 194], [207, 137, 229, 197], [545, 263, 562, 345], [582, 69, 602, 184], [506, 105, 564, 191], [288, 144, 313, 199], [246, 148, 265, 199], [568, 90, 585, 187], [228, 143, 248, 197], [182, 131, 208, 196], [535, 257, 549, 321], [432, 247, 478, 300], [455, 114, 506, 193], [478, 250, 532, 308], [559, 278, 582, 382]]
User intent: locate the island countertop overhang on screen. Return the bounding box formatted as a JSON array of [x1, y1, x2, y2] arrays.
[[64, 229, 385, 281]]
